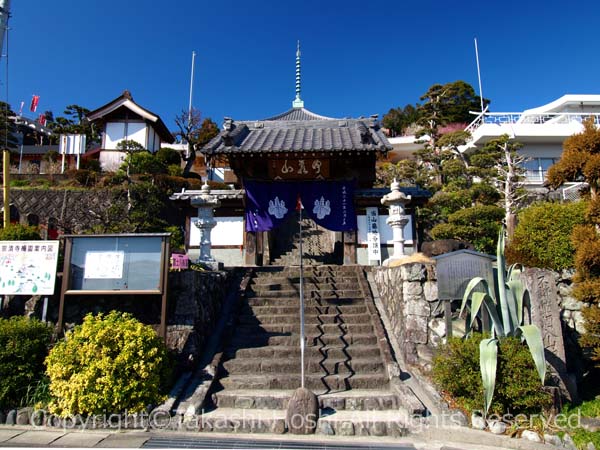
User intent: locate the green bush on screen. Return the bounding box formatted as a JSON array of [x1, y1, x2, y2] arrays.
[[506, 201, 587, 270], [0, 317, 52, 408], [9, 179, 29, 187], [433, 334, 553, 415], [125, 151, 164, 175], [0, 224, 41, 240], [66, 169, 97, 187], [167, 164, 183, 177], [430, 204, 504, 254], [156, 147, 181, 167], [81, 159, 101, 173], [46, 311, 171, 416]]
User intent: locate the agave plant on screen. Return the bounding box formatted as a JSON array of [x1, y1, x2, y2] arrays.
[[459, 227, 546, 416]]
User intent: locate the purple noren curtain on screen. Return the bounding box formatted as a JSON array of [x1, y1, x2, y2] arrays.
[[244, 179, 356, 232]]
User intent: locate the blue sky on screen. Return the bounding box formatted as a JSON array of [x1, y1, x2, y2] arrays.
[[5, 0, 600, 131]]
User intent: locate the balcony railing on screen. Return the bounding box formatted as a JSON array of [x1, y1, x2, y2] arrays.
[[465, 111, 600, 134]]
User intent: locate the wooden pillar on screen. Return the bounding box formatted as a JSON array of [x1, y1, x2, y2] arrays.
[[343, 230, 357, 265], [263, 231, 271, 265], [244, 230, 258, 266]]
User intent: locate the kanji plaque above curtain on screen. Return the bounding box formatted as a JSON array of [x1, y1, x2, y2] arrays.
[[244, 180, 356, 232]]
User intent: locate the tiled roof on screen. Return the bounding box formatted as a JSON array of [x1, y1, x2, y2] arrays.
[[87, 90, 174, 144], [201, 108, 392, 155], [262, 107, 335, 121]]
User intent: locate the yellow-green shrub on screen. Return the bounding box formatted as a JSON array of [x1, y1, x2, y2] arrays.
[[506, 201, 587, 270], [46, 311, 171, 416]]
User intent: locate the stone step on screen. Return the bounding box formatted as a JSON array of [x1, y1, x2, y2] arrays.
[[212, 389, 400, 411], [245, 304, 368, 316], [237, 313, 371, 325], [249, 282, 361, 292], [246, 289, 364, 299], [219, 373, 390, 391], [316, 410, 408, 437], [246, 297, 366, 307], [228, 333, 379, 347], [198, 407, 286, 434], [251, 276, 360, 286], [197, 407, 407, 436], [222, 358, 385, 376], [224, 344, 382, 360], [235, 323, 375, 336], [253, 266, 359, 277]]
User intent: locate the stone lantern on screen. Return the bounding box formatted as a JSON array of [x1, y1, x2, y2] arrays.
[[190, 183, 221, 268], [381, 179, 411, 264]]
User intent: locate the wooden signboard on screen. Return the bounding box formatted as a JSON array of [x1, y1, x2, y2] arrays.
[[268, 158, 330, 180]]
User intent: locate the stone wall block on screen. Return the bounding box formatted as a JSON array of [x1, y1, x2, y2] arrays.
[[562, 297, 583, 311], [405, 296, 429, 317], [405, 315, 428, 344], [423, 281, 438, 302], [400, 264, 426, 282], [403, 281, 423, 297]]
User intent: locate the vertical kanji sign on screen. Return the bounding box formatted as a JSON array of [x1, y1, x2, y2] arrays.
[[365, 207, 381, 263]]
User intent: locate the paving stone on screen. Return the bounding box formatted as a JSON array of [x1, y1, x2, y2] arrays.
[[0, 430, 23, 443], [7, 430, 64, 446], [50, 432, 110, 447]]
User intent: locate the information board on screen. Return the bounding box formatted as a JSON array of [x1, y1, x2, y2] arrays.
[[68, 236, 164, 292], [0, 240, 59, 295]]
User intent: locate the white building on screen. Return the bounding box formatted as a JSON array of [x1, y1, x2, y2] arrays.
[[87, 91, 174, 171], [385, 95, 600, 197], [463, 95, 600, 192]]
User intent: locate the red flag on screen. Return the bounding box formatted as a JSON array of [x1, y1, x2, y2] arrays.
[[30, 95, 40, 112], [38, 114, 46, 126], [296, 195, 303, 211]]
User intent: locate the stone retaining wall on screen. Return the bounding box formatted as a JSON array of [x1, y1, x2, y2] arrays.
[[372, 263, 440, 371], [1, 270, 236, 372], [372, 263, 584, 377]]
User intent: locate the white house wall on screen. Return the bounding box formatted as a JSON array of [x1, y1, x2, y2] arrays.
[[104, 121, 149, 150], [190, 217, 244, 247]]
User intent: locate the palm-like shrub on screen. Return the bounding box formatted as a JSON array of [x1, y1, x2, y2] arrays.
[[459, 228, 546, 416]]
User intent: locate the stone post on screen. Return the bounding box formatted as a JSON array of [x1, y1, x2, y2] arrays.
[[381, 179, 411, 265], [190, 184, 221, 268]]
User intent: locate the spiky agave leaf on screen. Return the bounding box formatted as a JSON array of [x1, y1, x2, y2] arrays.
[[518, 325, 547, 384], [496, 229, 511, 336], [480, 338, 498, 416]]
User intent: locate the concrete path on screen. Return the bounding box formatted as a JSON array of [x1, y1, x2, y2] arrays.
[[0, 426, 551, 450]]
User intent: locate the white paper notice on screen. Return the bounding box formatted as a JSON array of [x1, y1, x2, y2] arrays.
[[84, 251, 125, 279]]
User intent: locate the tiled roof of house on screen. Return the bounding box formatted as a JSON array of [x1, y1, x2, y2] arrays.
[[201, 108, 392, 155], [87, 90, 174, 144]]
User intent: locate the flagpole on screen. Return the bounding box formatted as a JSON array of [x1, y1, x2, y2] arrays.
[[298, 201, 305, 389], [474, 37, 485, 113]]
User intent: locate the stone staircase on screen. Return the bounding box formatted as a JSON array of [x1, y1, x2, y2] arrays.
[[201, 265, 423, 436], [270, 214, 338, 266]]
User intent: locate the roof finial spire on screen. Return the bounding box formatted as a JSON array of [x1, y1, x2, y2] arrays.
[[292, 40, 304, 108]]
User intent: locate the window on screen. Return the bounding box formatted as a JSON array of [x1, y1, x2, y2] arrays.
[[522, 157, 559, 184]]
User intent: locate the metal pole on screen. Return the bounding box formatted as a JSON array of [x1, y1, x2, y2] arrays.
[[17, 132, 22, 173], [188, 51, 196, 125], [2, 149, 9, 227], [299, 202, 305, 389], [474, 38, 485, 113]]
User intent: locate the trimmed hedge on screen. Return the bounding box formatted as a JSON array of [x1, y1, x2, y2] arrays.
[[506, 201, 587, 270], [433, 334, 553, 415], [0, 317, 52, 408], [0, 224, 41, 240]]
